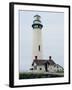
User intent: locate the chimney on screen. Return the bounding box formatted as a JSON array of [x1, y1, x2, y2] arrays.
[[49, 56, 51, 60], [35, 56, 37, 60]]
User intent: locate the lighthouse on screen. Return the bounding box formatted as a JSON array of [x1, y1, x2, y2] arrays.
[[32, 15, 43, 60], [30, 15, 64, 73]]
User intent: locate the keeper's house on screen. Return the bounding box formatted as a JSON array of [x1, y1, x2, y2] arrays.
[[30, 56, 64, 73]]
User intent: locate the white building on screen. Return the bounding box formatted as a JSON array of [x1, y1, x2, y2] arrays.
[[30, 15, 64, 73], [30, 56, 64, 73], [32, 15, 43, 59]]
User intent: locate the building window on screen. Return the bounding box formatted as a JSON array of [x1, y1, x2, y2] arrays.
[[54, 65, 56, 67], [40, 68, 42, 70], [34, 66, 37, 70], [38, 45, 40, 51], [30, 68, 33, 70], [34, 25, 38, 28], [57, 66, 58, 68]]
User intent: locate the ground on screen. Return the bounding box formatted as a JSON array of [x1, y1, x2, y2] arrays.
[[19, 71, 64, 79]]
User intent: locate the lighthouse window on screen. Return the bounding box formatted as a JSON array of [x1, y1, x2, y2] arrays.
[[38, 45, 40, 51], [34, 25, 38, 28], [40, 68, 42, 70]]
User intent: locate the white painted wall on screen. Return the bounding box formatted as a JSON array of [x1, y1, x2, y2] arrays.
[[48, 65, 55, 72], [48, 65, 63, 72], [31, 65, 45, 72], [33, 28, 43, 59], [37, 65, 45, 72], [57, 66, 63, 71]]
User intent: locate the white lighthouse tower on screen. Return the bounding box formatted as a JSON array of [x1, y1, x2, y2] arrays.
[[32, 15, 43, 60]]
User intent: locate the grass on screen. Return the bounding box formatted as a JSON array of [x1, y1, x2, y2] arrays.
[[56, 70, 64, 73], [19, 72, 64, 79]]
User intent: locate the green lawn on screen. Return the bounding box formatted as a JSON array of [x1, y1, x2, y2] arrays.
[[56, 70, 64, 73], [19, 72, 64, 79]]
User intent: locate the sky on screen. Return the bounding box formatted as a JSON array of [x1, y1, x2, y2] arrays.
[[19, 10, 64, 72]]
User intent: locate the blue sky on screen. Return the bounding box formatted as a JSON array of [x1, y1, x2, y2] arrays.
[[19, 10, 64, 72]]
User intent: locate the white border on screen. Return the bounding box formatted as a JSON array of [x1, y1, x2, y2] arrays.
[[14, 4, 69, 86]]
